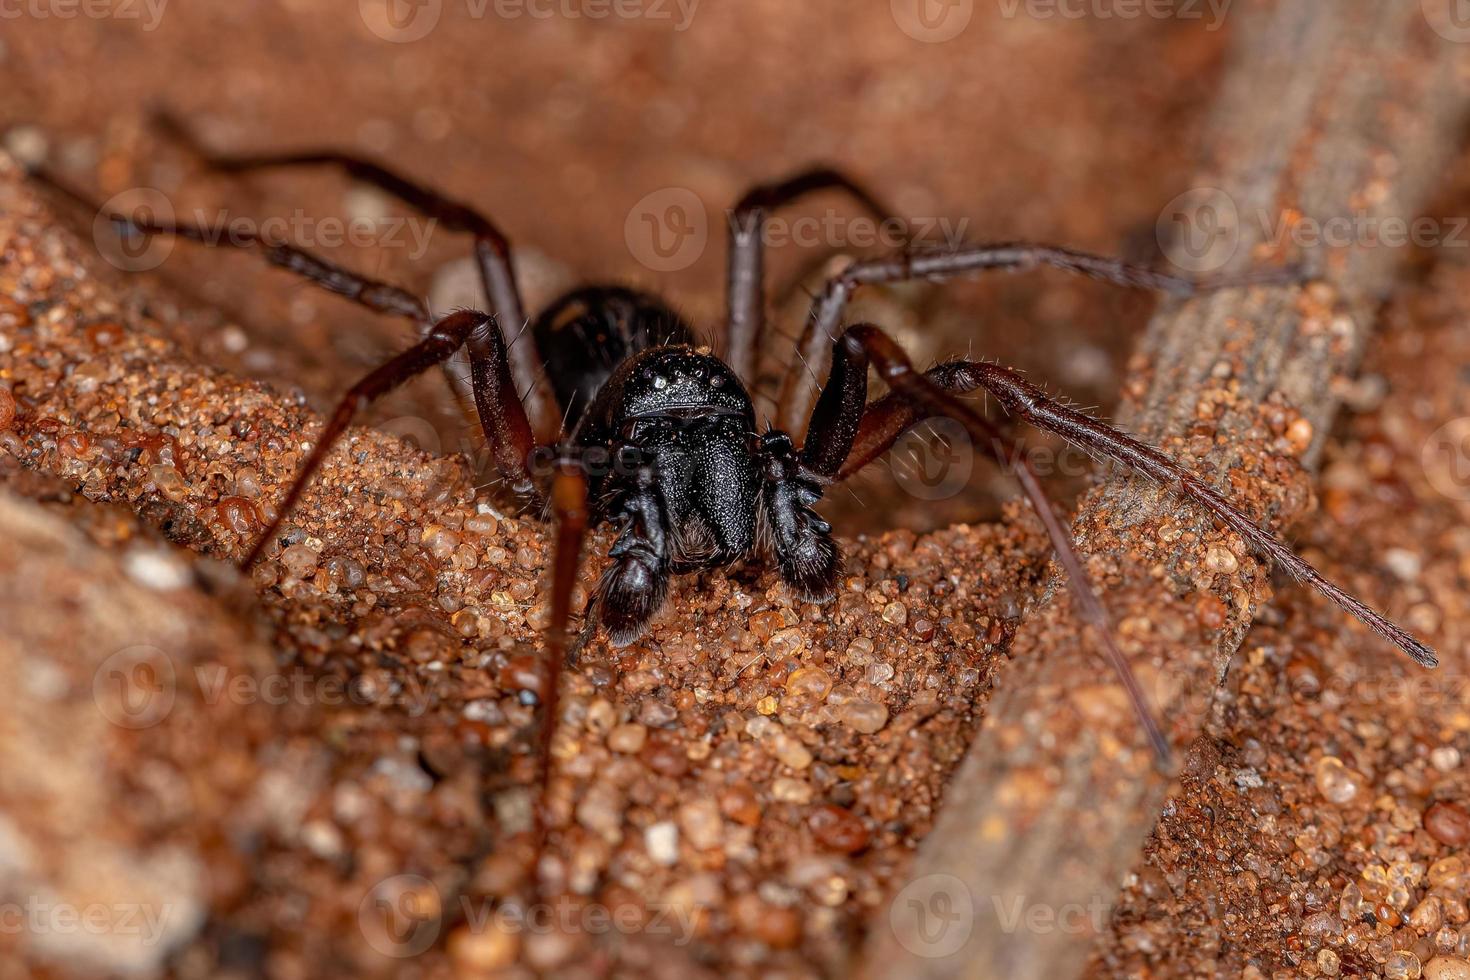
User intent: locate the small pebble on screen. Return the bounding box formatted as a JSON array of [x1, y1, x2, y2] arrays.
[[1315, 756, 1361, 805], [881, 601, 908, 626], [772, 734, 813, 770], [645, 821, 679, 865], [1425, 956, 1470, 980], [448, 921, 520, 972], [772, 777, 813, 804], [719, 783, 761, 826], [785, 666, 833, 701], [1205, 544, 1239, 574], [808, 804, 870, 853], [731, 894, 802, 949], [279, 543, 319, 579], [1425, 802, 1470, 846], [123, 547, 191, 591], [607, 723, 647, 754], [842, 701, 889, 734], [1386, 950, 1423, 980], [677, 799, 724, 851], [1432, 747, 1461, 773]]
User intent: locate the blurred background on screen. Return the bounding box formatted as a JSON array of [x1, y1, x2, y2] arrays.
[[3, 0, 1237, 531]]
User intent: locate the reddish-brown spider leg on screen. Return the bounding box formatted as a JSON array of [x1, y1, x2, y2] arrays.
[[777, 243, 1301, 435], [828, 332, 1439, 670], [531, 459, 590, 887], [798, 326, 1173, 762], [725, 167, 899, 386], [153, 110, 558, 439], [53, 185, 547, 559], [242, 309, 541, 567]]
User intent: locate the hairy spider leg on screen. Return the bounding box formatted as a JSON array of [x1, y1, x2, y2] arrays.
[[724, 167, 900, 386], [153, 109, 558, 440], [778, 242, 1300, 436]]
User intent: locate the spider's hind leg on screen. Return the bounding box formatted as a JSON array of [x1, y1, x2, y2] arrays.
[[152, 109, 558, 437]]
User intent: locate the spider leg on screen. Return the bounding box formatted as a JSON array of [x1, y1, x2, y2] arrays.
[[596, 461, 673, 646], [35, 169, 549, 530], [799, 325, 1172, 762], [829, 332, 1439, 669], [777, 242, 1301, 435], [153, 110, 557, 438], [537, 459, 589, 821], [244, 308, 541, 567], [725, 167, 898, 385]]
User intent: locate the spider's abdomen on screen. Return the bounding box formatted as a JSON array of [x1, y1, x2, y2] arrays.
[[531, 285, 697, 429]]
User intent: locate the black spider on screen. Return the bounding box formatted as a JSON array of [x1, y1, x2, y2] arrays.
[[41, 115, 1436, 786]]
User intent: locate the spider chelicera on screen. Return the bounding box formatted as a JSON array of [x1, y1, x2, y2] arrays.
[[45, 115, 1435, 787]]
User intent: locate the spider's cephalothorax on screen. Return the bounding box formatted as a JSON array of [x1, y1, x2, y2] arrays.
[[59, 115, 1436, 776], [532, 286, 838, 644]]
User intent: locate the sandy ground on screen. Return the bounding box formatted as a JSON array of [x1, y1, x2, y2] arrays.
[[1, 5, 1469, 979]]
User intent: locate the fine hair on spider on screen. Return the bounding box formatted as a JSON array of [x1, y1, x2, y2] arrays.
[[36, 112, 1438, 895]]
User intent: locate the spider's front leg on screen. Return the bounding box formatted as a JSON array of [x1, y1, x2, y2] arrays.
[[596, 459, 673, 646], [828, 323, 1438, 670], [757, 431, 843, 603], [791, 323, 1177, 759]]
